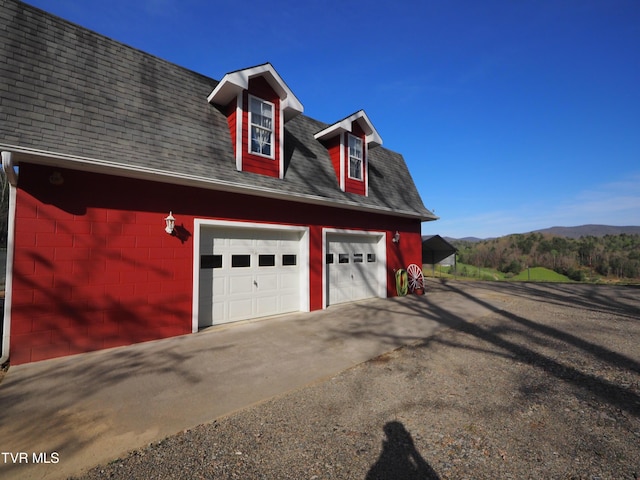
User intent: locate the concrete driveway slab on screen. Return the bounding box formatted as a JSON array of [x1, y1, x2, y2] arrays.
[[0, 281, 505, 480]]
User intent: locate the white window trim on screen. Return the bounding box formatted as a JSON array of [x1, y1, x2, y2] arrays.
[[347, 134, 364, 181], [235, 95, 243, 171], [248, 95, 275, 159], [339, 132, 345, 191]]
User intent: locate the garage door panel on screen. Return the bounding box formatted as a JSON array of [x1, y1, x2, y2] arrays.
[[199, 225, 303, 328], [280, 273, 298, 290], [212, 276, 225, 296], [280, 292, 299, 311], [327, 234, 381, 306], [256, 296, 278, 316], [255, 273, 278, 292], [228, 299, 253, 321], [229, 274, 253, 295]]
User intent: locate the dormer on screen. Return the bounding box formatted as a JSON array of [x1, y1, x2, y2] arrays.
[[314, 110, 382, 196], [208, 63, 304, 179]]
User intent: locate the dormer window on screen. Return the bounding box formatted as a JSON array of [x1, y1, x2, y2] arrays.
[[314, 110, 382, 196], [207, 63, 304, 179], [249, 96, 274, 158], [348, 134, 363, 180]]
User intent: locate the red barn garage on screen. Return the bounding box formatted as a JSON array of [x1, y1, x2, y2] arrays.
[[0, 0, 436, 365]]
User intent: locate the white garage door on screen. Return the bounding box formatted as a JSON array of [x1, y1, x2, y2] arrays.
[[198, 226, 303, 327], [326, 234, 381, 306]]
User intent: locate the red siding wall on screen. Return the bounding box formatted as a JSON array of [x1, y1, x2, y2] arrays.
[[240, 77, 280, 178], [326, 136, 341, 185], [9, 164, 423, 364]]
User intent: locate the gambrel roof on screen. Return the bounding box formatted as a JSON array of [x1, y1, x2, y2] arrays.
[[0, 0, 436, 221]]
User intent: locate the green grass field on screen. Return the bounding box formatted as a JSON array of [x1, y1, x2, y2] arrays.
[[511, 266, 571, 282], [425, 263, 572, 283]]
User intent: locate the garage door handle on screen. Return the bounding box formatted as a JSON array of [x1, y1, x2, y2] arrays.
[[253, 280, 258, 287]]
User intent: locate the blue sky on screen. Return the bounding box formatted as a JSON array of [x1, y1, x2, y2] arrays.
[[24, 0, 640, 238]]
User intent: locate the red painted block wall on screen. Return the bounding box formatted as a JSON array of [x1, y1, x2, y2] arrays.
[[9, 165, 193, 364], [8, 164, 424, 364]]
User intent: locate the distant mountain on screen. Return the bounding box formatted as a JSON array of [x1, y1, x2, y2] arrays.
[[439, 225, 640, 242], [530, 225, 640, 239], [443, 236, 484, 243]]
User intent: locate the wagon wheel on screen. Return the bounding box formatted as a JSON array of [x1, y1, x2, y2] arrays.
[[406, 264, 425, 292]]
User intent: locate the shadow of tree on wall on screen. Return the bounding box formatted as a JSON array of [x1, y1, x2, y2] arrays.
[[8, 165, 195, 363], [366, 421, 440, 480]]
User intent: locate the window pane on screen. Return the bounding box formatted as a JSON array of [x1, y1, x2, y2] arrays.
[[251, 126, 272, 156], [259, 104, 272, 128], [348, 134, 363, 179], [349, 135, 362, 158], [259, 254, 275, 267], [326, 253, 334, 264], [338, 253, 349, 264], [353, 253, 363, 263], [231, 254, 251, 268], [201, 255, 222, 269], [282, 254, 297, 266], [349, 157, 362, 179], [367, 253, 376, 263], [249, 97, 274, 156]]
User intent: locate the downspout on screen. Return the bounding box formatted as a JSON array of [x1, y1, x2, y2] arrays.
[[1, 151, 18, 366]]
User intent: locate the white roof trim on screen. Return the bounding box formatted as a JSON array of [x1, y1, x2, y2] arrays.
[[207, 63, 303, 121], [314, 110, 383, 147], [1, 144, 436, 221]]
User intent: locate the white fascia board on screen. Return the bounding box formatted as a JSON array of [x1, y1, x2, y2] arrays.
[[207, 77, 243, 105], [314, 110, 383, 147], [314, 119, 350, 141], [0, 144, 436, 221], [208, 64, 303, 120], [355, 110, 383, 147]]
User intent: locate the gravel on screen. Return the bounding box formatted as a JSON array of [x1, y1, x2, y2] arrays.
[[71, 281, 640, 480]]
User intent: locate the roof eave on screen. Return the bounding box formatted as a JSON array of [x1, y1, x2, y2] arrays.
[[1, 145, 432, 221]]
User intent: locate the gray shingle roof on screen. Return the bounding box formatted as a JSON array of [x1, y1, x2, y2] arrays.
[[0, 0, 435, 220]]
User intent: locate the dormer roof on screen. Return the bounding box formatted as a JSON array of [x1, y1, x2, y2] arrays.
[[208, 63, 304, 121], [314, 110, 383, 147]]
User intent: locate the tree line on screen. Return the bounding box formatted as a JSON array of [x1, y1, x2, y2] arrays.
[[453, 232, 640, 281]]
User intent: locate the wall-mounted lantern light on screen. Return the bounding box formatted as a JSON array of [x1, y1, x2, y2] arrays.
[[164, 212, 176, 235], [392, 231, 400, 244], [49, 171, 64, 186]]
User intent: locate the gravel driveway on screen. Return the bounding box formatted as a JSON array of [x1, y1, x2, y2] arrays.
[[72, 280, 640, 480]]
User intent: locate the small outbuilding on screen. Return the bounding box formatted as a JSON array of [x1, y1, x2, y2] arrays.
[[422, 235, 457, 271]]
